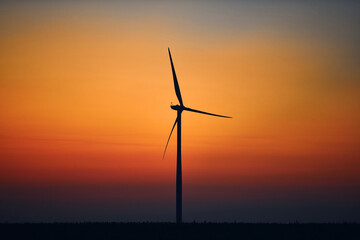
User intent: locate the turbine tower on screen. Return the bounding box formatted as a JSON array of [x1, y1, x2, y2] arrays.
[[164, 48, 231, 224]]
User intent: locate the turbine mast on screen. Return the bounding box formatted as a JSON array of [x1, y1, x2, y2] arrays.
[[176, 110, 182, 224]]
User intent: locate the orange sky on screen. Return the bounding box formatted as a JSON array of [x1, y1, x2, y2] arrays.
[[0, 1, 359, 222]]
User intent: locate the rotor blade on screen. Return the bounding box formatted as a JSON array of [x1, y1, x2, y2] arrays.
[[163, 116, 178, 159], [183, 107, 232, 118], [168, 48, 184, 106]]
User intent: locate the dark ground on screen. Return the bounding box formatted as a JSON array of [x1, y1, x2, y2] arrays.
[[1, 222, 359, 240]]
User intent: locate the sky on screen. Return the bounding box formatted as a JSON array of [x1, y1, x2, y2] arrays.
[[0, 1, 359, 223]]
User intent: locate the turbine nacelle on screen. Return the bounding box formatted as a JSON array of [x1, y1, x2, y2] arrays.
[[171, 104, 184, 111]]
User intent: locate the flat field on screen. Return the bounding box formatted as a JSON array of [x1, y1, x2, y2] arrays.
[[1, 222, 359, 240]]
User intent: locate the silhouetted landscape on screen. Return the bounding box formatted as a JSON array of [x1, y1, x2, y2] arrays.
[[1, 222, 359, 240]]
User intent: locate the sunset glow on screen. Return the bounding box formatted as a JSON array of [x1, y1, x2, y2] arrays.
[[1, 1, 359, 222]]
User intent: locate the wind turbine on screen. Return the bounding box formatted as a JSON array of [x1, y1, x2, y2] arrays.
[[164, 48, 231, 223]]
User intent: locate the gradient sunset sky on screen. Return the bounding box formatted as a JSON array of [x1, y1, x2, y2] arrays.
[[1, 1, 359, 222]]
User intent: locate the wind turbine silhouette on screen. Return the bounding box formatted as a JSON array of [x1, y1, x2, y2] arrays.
[[164, 48, 231, 223]]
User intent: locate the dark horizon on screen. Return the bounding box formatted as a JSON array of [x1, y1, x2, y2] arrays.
[[1, 222, 360, 240]]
